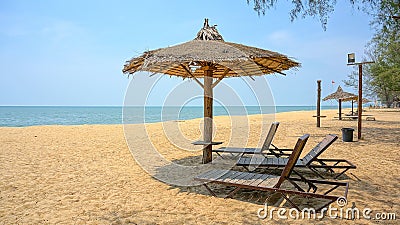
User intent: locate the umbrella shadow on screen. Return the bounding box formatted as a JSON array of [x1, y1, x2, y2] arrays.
[[347, 123, 400, 147], [344, 176, 399, 211], [153, 155, 354, 212]]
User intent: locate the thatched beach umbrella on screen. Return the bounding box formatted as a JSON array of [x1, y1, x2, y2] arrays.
[[323, 86, 357, 120], [122, 19, 300, 164], [348, 97, 371, 115]]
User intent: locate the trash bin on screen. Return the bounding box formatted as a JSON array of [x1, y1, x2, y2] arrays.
[[341, 128, 354, 142]]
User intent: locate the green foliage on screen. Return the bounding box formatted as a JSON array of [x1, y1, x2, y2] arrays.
[[344, 0, 399, 107], [368, 0, 399, 106], [343, 65, 376, 98], [246, 0, 399, 106], [246, 0, 377, 30]]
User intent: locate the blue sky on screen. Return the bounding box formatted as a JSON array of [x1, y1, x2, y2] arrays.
[[0, 0, 373, 106]]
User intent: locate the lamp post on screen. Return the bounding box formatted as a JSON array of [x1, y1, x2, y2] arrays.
[[317, 80, 321, 127], [347, 53, 374, 140]]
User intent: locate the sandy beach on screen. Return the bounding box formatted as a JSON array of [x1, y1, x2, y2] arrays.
[[1, 109, 399, 224]]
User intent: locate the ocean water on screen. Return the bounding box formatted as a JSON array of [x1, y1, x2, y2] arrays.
[[0, 106, 338, 127]]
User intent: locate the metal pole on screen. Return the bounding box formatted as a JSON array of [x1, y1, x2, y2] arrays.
[[339, 99, 342, 120], [317, 80, 321, 127], [358, 64, 363, 139], [347, 54, 373, 139]]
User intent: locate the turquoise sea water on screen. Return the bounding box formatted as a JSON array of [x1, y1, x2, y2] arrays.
[[0, 106, 338, 127]]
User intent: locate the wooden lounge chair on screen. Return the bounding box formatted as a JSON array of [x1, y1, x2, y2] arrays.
[[195, 134, 349, 211], [213, 122, 291, 158], [334, 115, 358, 120], [237, 134, 356, 178]]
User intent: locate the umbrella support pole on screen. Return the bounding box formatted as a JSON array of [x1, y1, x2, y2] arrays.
[[317, 80, 321, 127], [357, 64, 362, 139], [338, 99, 342, 120], [203, 67, 213, 164]]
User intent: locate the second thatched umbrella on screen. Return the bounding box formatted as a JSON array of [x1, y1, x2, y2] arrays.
[[122, 19, 300, 163], [348, 97, 371, 115], [323, 85, 357, 120]]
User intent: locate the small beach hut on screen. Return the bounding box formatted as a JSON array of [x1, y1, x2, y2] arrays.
[[323, 86, 357, 120], [122, 19, 300, 163]]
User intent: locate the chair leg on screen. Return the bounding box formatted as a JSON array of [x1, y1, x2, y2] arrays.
[[278, 193, 301, 211], [316, 159, 335, 173], [271, 151, 282, 158], [203, 184, 217, 197], [287, 179, 305, 192], [224, 187, 241, 199], [292, 170, 318, 192], [324, 185, 340, 195], [230, 152, 241, 158], [215, 152, 224, 159], [334, 168, 349, 179], [308, 166, 326, 179]]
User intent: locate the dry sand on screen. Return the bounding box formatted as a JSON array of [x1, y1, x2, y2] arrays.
[[0, 109, 399, 224]]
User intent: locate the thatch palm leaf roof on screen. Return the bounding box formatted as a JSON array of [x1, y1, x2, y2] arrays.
[[323, 86, 358, 102], [195, 18, 224, 41], [122, 19, 300, 78]]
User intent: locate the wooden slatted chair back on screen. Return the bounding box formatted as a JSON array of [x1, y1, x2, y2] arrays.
[[301, 134, 338, 165], [274, 134, 310, 188], [260, 122, 280, 152]]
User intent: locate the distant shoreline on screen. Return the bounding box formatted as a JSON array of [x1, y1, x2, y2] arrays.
[[0, 107, 349, 128]]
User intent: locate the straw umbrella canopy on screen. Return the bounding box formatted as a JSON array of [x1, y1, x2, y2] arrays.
[[323, 86, 357, 102], [122, 19, 300, 164], [323, 85, 358, 119], [346, 97, 371, 115]]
